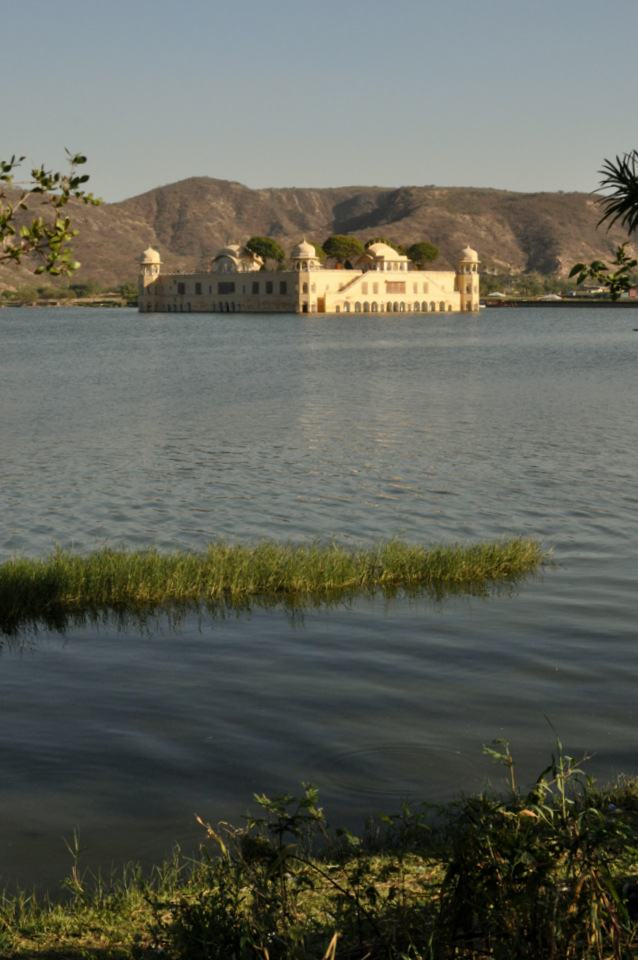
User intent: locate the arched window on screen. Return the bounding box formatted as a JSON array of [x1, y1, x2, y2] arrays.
[[302, 283, 308, 293], [439, 301, 445, 311], [355, 302, 361, 312], [363, 302, 370, 312], [371, 302, 378, 312], [422, 301, 428, 312], [414, 301, 420, 312], [430, 301, 435, 311], [399, 302, 406, 312]]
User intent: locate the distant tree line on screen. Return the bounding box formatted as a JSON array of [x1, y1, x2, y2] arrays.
[[480, 272, 584, 298], [1, 280, 138, 306]]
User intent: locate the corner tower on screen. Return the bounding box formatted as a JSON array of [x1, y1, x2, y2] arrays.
[[138, 245, 162, 295], [457, 245, 480, 312], [292, 239, 321, 313]]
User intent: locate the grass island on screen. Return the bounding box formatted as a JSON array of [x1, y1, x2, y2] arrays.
[[0, 536, 548, 635]]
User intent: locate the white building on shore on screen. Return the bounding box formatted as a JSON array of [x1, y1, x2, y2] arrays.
[[138, 241, 480, 315]]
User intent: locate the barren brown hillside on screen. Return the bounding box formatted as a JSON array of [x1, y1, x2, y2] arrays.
[[2, 178, 635, 289]]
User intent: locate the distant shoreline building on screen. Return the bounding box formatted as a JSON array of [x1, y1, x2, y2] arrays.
[[138, 241, 480, 315]]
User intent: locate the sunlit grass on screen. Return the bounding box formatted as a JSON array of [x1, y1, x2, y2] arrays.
[[0, 536, 549, 635]]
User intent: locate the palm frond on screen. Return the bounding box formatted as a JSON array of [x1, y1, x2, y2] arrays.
[[597, 150, 638, 234]]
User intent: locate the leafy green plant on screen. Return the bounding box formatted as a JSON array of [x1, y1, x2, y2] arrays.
[[569, 242, 638, 301], [321, 235, 365, 265], [0, 151, 100, 276], [0, 747, 636, 958], [246, 236, 286, 268], [154, 859, 252, 960], [69, 279, 104, 297], [406, 243, 439, 268], [569, 150, 638, 300], [154, 785, 440, 960], [597, 150, 638, 235], [436, 735, 638, 959], [152, 785, 330, 959]]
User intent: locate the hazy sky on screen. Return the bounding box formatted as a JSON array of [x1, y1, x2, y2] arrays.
[[4, 0, 634, 203]]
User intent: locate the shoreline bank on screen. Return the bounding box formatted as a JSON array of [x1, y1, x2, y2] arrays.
[[484, 297, 638, 308]]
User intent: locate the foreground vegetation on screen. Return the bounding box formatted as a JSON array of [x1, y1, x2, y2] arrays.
[[0, 537, 547, 635], [1, 152, 99, 277], [1, 740, 638, 959]]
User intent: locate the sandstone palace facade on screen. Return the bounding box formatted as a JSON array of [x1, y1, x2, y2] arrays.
[[138, 241, 480, 315]]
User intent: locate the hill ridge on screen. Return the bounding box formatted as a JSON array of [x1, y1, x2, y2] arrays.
[[2, 177, 634, 288]]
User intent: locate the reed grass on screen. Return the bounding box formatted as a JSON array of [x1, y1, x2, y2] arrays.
[[0, 537, 548, 634]]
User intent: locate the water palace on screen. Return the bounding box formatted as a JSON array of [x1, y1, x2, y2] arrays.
[[138, 240, 480, 315]]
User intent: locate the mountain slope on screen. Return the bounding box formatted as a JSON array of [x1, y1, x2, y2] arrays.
[[2, 178, 634, 289]]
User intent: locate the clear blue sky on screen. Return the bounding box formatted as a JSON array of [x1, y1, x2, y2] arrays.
[[4, 0, 634, 203]]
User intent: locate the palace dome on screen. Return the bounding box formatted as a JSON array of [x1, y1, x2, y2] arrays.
[[140, 246, 161, 263], [365, 242, 399, 258], [292, 239, 319, 260], [458, 245, 479, 261], [215, 244, 242, 259]]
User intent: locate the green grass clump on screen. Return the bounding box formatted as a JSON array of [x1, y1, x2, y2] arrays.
[[1, 742, 637, 959], [0, 536, 548, 635]]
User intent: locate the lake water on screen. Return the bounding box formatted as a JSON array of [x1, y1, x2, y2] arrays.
[[1, 305, 637, 891]]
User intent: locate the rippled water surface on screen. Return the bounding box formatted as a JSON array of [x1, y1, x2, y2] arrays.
[[1, 306, 637, 889]]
